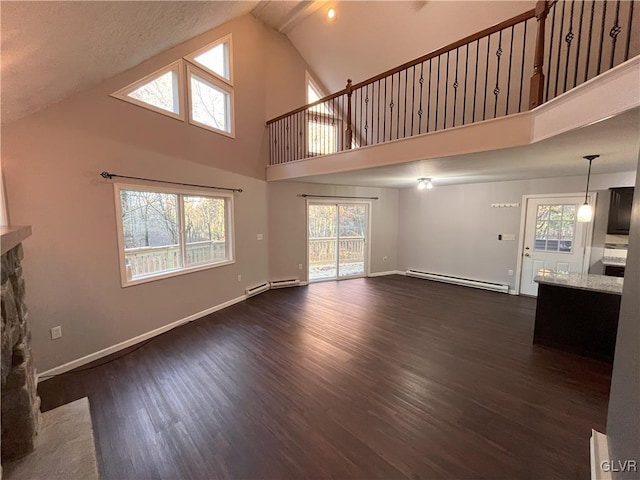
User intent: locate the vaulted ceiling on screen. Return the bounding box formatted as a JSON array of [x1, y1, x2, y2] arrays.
[[1, 1, 537, 126], [0, 1, 258, 124], [281, 1, 535, 94]]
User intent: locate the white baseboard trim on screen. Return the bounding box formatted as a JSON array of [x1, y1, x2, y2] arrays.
[[37, 294, 247, 382], [368, 270, 405, 277], [590, 429, 612, 480], [508, 289, 518, 295]]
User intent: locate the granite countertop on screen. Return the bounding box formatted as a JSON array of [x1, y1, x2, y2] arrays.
[[535, 271, 624, 295], [602, 258, 627, 267]]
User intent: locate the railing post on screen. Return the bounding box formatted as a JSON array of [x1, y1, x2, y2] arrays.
[[529, 0, 550, 109], [345, 78, 353, 149]]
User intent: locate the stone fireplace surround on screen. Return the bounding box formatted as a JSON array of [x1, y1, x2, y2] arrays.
[[1, 225, 40, 462]]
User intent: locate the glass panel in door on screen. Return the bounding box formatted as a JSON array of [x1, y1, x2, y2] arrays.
[[338, 204, 367, 278], [308, 204, 337, 281]]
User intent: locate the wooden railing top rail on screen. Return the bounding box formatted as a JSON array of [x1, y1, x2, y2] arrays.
[[350, 8, 536, 90], [267, 7, 536, 125]]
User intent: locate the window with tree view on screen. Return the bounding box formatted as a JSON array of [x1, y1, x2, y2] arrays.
[[534, 204, 576, 253], [117, 186, 233, 285]]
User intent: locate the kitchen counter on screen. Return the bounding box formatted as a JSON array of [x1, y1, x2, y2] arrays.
[[534, 272, 623, 295], [533, 272, 621, 362]]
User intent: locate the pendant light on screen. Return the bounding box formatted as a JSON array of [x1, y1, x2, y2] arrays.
[[577, 155, 599, 223]]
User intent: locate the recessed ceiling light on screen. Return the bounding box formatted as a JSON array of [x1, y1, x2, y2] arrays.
[[327, 8, 336, 19]]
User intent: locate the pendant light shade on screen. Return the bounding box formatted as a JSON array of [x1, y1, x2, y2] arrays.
[[577, 203, 593, 222], [577, 155, 599, 223]]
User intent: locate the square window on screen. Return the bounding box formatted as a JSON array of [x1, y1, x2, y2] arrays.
[[187, 66, 234, 137]]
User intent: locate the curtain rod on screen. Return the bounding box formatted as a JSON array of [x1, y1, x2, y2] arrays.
[[100, 172, 243, 193], [297, 194, 379, 200]]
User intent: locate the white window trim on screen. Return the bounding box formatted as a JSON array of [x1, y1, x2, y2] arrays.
[[110, 59, 186, 122], [306, 71, 327, 104], [186, 62, 236, 138], [184, 33, 234, 87], [113, 182, 236, 288]]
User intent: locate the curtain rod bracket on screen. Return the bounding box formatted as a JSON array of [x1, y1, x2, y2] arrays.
[[100, 171, 243, 193]]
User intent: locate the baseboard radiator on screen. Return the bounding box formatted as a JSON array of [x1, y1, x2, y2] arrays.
[[405, 270, 509, 294], [270, 279, 301, 289], [245, 283, 270, 297]]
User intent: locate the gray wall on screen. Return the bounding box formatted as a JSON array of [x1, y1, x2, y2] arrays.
[[2, 14, 316, 372], [268, 181, 399, 282], [397, 172, 636, 290], [606, 162, 639, 479]]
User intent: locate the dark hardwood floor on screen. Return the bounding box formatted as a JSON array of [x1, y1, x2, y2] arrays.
[[38, 276, 612, 479]]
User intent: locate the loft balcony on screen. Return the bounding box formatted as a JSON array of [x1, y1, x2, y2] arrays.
[[266, 0, 640, 182]]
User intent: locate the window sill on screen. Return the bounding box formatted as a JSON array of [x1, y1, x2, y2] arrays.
[[121, 259, 236, 288]]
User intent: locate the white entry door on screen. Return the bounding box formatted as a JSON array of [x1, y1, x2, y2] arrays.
[[519, 195, 593, 296]]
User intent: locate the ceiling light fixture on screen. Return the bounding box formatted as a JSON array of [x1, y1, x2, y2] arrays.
[[577, 154, 599, 223], [327, 7, 336, 19], [417, 178, 433, 190]]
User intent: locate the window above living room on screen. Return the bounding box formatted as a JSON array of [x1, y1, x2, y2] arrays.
[[111, 35, 235, 138]]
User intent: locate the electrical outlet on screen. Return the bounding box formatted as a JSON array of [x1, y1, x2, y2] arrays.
[[51, 326, 62, 340], [298, 263, 303, 270], [257, 233, 263, 240], [237, 274, 242, 282], [508, 269, 514, 276]]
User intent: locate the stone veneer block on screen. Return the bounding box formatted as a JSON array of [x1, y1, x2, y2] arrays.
[[1, 243, 41, 461], [4, 397, 98, 480]]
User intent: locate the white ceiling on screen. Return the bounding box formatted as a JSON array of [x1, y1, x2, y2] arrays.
[[293, 108, 640, 188], [251, 1, 323, 34], [0, 1, 258, 124], [285, 1, 535, 93]]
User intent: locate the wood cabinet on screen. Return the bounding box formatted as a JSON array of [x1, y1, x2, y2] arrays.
[[534, 283, 620, 362], [607, 187, 635, 234], [605, 265, 625, 277]]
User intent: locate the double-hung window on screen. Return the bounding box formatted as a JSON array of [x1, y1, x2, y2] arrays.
[[114, 184, 234, 287]]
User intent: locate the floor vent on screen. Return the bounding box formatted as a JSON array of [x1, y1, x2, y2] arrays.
[[245, 283, 270, 297], [405, 270, 509, 294], [270, 279, 301, 289]]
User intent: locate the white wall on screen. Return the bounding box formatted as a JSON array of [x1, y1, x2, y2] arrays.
[[398, 171, 637, 290], [268, 181, 399, 282], [606, 162, 639, 478]]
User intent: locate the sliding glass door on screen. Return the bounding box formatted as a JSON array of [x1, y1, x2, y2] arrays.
[[308, 202, 369, 282]]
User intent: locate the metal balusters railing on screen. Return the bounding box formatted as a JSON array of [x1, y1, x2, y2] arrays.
[[267, 0, 638, 166], [543, 0, 639, 103]]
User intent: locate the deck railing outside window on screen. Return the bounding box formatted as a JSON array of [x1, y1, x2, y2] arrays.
[[267, 0, 639, 166]]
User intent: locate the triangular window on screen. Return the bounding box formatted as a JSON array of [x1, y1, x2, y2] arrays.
[[307, 74, 331, 114], [185, 34, 232, 85], [111, 60, 184, 120]]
